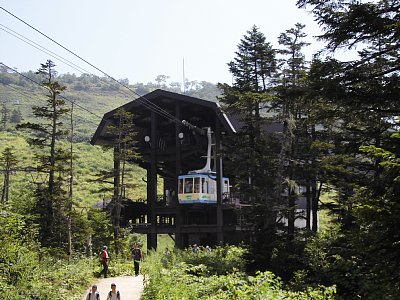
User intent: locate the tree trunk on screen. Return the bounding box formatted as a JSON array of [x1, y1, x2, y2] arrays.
[[113, 145, 121, 254], [306, 180, 311, 230], [311, 179, 319, 232]]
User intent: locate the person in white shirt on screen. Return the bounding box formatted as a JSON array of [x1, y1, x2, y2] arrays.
[[86, 285, 100, 300], [106, 283, 121, 300]]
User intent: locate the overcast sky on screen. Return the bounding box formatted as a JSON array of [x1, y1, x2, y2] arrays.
[[1, 0, 325, 86]]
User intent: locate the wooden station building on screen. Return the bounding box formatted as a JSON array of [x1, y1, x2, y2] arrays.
[[91, 89, 251, 250]]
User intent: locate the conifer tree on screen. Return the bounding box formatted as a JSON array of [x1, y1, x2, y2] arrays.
[[1, 104, 9, 130], [219, 26, 280, 271], [96, 108, 140, 253], [276, 23, 312, 236], [0, 147, 18, 204], [17, 59, 71, 247], [296, 1, 400, 297], [9, 108, 22, 124]]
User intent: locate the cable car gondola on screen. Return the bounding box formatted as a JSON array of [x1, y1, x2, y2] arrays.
[[177, 127, 229, 204]]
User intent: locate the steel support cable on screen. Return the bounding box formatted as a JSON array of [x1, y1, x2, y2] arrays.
[[0, 24, 89, 74], [0, 82, 97, 127], [0, 6, 186, 127], [1, 63, 105, 122], [1, 64, 177, 136], [0, 24, 180, 126]]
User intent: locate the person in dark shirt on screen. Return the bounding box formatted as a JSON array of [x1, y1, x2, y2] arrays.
[[132, 243, 143, 276]]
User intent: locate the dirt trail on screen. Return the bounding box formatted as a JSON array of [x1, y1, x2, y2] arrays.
[[82, 275, 144, 300]]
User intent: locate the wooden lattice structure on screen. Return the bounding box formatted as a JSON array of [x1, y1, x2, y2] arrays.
[[91, 89, 251, 249]]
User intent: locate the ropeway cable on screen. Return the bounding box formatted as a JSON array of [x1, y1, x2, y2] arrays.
[[0, 6, 188, 128]]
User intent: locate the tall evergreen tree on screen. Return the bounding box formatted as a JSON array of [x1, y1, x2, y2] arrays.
[[1, 104, 9, 130], [275, 23, 313, 236], [219, 26, 281, 271], [17, 60, 71, 247], [229, 25, 276, 93], [297, 1, 400, 297], [0, 147, 18, 204], [95, 108, 140, 254], [9, 108, 22, 124]]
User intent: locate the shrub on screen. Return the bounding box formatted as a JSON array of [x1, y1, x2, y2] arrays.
[[141, 246, 336, 300]]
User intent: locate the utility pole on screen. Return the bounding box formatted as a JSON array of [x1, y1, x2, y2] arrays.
[[67, 102, 74, 257]]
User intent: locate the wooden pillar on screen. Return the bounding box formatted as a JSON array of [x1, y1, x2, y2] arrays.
[[215, 120, 224, 245], [147, 111, 158, 250], [113, 146, 122, 253], [174, 102, 183, 248]]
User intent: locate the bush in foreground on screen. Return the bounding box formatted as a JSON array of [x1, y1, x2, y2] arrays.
[[141, 245, 336, 300]]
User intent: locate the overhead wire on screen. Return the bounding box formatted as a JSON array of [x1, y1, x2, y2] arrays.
[[0, 24, 152, 122], [1, 62, 106, 123], [0, 82, 98, 128], [0, 27, 184, 130], [0, 25, 113, 124], [0, 22, 152, 116], [0, 6, 187, 128], [0, 24, 90, 75], [0, 63, 163, 139]]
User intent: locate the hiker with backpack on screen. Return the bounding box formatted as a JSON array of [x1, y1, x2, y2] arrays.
[[132, 243, 143, 276], [106, 283, 121, 300], [100, 245, 110, 278], [86, 285, 100, 300]]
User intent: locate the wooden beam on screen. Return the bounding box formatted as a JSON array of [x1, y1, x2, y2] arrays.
[[215, 120, 224, 245], [174, 101, 183, 248], [147, 111, 158, 250]]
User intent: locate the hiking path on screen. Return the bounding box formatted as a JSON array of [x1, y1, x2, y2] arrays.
[[81, 275, 144, 300]]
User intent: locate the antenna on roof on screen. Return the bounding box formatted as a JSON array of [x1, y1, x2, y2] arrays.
[[182, 57, 185, 94]]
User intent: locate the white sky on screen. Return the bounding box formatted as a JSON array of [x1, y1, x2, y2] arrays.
[[0, 0, 325, 85]]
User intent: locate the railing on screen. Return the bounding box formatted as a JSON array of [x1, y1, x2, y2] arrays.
[[222, 192, 252, 207]]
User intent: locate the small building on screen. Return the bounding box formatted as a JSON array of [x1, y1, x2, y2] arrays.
[[91, 89, 250, 249]]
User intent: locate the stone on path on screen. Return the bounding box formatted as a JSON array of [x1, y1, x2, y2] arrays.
[[82, 275, 144, 300]]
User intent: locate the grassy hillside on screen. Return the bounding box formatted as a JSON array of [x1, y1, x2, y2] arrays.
[[0, 74, 134, 142], [0, 70, 222, 142], [0, 70, 221, 207], [0, 131, 147, 208]]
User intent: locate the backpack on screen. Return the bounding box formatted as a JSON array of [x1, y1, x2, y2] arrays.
[[86, 291, 100, 300], [101, 249, 109, 263], [107, 290, 120, 300]]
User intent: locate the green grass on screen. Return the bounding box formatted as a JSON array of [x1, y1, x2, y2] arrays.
[[0, 131, 148, 209], [140, 246, 336, 299], [318, 185, 338, 231]]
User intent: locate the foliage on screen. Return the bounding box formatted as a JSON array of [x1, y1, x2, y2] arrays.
[[98, 108, 141, 253], [0, 205, 133, 299], [294, 1, 400, 298], [218, 27, 282, 270], [0, 146, 18, 204], [228, 25, 276, 92], [0, 207, 38, 296], [141, 246, 336, 300], [15, 60, 72, 248]]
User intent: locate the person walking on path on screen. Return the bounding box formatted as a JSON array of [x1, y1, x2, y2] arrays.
[[100, 246, 110, 278], [132, 244, 143, 276], [86, 285, 100, 300], [106, 283, 121, 300], [81, 276, 143, 300]]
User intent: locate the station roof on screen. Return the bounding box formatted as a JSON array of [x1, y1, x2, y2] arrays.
[[90, 89, 239, 175], [90, 89, 284, 177], [90, 89, 236, 146]]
